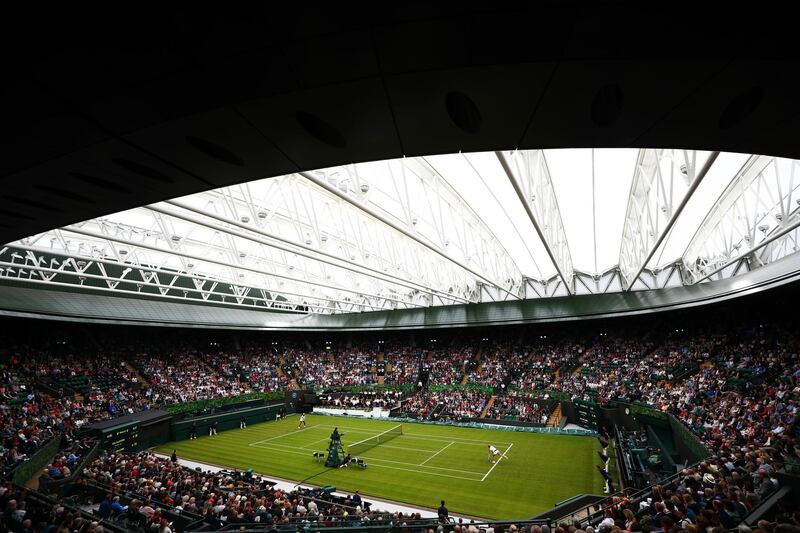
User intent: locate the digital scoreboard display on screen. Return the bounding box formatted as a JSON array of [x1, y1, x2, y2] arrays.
[[99, 421, 140, 452]]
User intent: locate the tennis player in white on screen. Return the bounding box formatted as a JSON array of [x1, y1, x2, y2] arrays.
[[487, 444, 500, 463], [297, 413, 306, 429]]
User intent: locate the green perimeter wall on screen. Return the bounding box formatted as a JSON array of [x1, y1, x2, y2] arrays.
[[12, 435, 62, 486], [171, 403, 291, 441], [668, 413, 711, 463]]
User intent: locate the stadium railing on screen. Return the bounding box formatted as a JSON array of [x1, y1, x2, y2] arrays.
[[10, 434, 63, 486], [47, 439, 102, 495], [554, 463, 789, 529], [79, 479, 206, 530], [75, 463, 373, 530], [10, 483, 128, 533], [742, 485, 793, 527], [214, 518, 552, 533], [547, 465, 690, 526]]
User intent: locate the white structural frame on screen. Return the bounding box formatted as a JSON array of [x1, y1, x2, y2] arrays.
[[0, 245, 337, 313], [9, 149, 800, 317], [619, 149, 719, 290], [202, 171, 482, 306], [9, 156, 530, 315], [195, 176, 474, 306], [149, 202, 466, 305], [683, 155, 800, 285], [496, 150, 574, 295], [298, 162, 522, 300]]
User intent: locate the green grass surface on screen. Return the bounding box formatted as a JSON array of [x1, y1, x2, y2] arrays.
[[155, 414, 605, 519]]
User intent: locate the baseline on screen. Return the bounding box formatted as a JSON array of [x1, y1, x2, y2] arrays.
[[481, 443, 514, 481], [249, 425, 318, 446]]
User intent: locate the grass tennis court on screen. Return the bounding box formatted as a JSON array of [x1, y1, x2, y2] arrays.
[[155, 414, 606, 519]]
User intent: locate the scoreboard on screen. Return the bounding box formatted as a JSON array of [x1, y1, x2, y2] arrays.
[[98, 421, 140, 452], [573, 401, 600, 430], [84, 409, 172, 452]]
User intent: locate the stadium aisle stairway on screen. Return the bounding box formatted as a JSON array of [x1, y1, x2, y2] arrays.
[[480, 395, 496, 418], [122, 360, 147, 385], [195, 352, 218, 375], [461, 346, 483, 384], [546, 404, 562, 427]]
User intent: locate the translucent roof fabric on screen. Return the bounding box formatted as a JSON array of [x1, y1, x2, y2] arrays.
[[11, 149, 800, 314]]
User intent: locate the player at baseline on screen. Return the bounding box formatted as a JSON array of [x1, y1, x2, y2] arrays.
[[487, 444, 500, 463]]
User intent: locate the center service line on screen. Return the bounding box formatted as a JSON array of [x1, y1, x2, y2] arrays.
[[420, 441, 455, 466]]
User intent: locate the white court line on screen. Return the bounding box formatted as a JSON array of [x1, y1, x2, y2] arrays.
[[251, 441, 312, 451], [481, 443, 513, 481], [301, 437, 332, 449], [403, 434, 511, 446], [249, 424, 318, 446], [250, 441, 484, 475], [317, 424, 512, 446], [249, 441, 482, 482], [420, 441, 455, 466], [364, 443, 441, 453], [357, 454, 483, 475]]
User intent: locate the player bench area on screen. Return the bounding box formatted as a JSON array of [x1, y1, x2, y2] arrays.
[[248, 422, 513, 482]]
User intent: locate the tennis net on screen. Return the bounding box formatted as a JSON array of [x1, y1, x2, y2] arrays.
[[346, 424, 403, 455]]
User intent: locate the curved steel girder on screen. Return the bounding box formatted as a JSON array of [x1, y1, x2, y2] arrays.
[[149, 202, 469, 305], [57, 225, 427, 310], [3, 244, 390, 313], [619, 150, 719, 290], [684, 155, 800, 284], [299, 169, 521, 300], [194, 174, 481, 303], [495, 150, 574, 295]]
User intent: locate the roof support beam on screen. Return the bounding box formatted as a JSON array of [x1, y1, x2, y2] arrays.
[[59, 226, 426, 309], [5, 244, 388, 312], [684, 155, 800, 284], [199, 171, 481, 304], [495, 150, 574, 295], [620, 150, 719, 290], [0, 259, 333, 313], [158, 201, 469, 305], [690, 217, 800, 284], [298, 170, 519, 300]]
